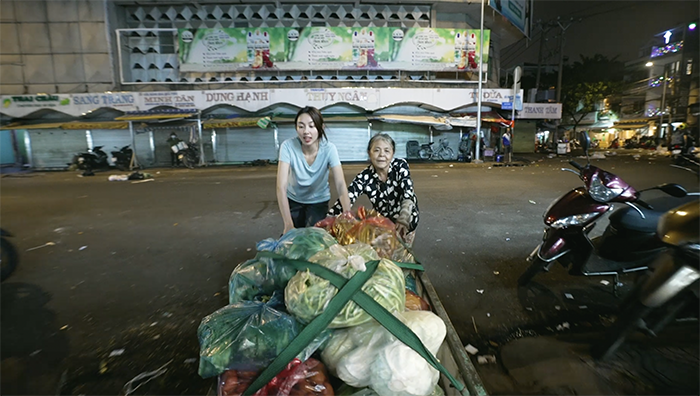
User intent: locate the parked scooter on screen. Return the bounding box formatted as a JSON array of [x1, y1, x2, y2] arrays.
[[71, 146, 109, 174], [171, 141, 198, 169], [1, 229, 18, 281], [592, 200, 699, 360], [111, 145, 134, 171], [519, 131, 692, 294]]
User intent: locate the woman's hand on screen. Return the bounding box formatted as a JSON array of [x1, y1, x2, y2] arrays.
[[396, 223, 408, 239], [283, 222, 295, 236]]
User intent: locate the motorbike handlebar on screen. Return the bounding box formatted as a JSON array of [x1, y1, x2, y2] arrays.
[[569, 161, 583, 170]]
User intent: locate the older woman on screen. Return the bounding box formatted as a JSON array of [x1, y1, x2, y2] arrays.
[[329, 133, 419, 245]]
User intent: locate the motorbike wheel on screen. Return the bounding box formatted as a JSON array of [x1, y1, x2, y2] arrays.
[[592, 301, 651, 361], [1, 237, 18, 281], [418, 149, 431, 160], [181, 155, 194, 169], [518, 256, 548, 286]]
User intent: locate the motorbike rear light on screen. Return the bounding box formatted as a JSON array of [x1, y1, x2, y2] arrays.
[[588, 173, 624, 202], [550, 213, 599, 228]]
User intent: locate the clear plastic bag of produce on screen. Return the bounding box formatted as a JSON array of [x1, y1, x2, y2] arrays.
[[347, 217, 401, 259], [257, 228, 338, 260], [320, 311, 447, 396], [228, 253, 298, 304], [217, 358, 334, 396], [285, 244, 405, 328], [198, 292, 301, 378]]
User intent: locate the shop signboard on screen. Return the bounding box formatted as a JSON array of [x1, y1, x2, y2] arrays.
[[517, 103, 561, 119], [489, 0, 532, 37], [178, 27, 490, 73]]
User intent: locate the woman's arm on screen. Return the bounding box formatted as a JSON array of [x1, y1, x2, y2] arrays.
[[330, 165, 351, 213], [276, 161, 295, 234], [328, 171, 366, 215]]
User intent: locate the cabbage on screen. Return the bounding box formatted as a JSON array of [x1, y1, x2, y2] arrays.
[[257, 227, 338, 260], [284, 243, 405, 328]]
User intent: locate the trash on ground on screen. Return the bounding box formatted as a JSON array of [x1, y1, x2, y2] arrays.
[[123, 360, 172, 396], [449, 164, 454, 167], [554, 305, 561, 310], [432, 175, 438, 177], [564, 293, 574, 300], [109, 175, 129, 181], [477, 355, 497, 364], [505, 238, 510, 241], [109, 349, 125, 357], [436, 239, 442, 242], [79, 246, 87, 251], [30, 349, 42, 357], [60, 325, 68, 330], [184, 358, 197, 364], [476, 289, 484, 294], [488, 340, 499, 347], [486, 313, 491, 317], [464, 344, 479, 355], [579, 305, 588, 309], [555, 322, 570, 331], [162, 312, 173, 318], [547, 154, 556, 159], [150, 322, 158, 327], [131, 179, 155, 184], [525, 307, 533, 311], [590, 152, 606, 159], [493, 271, 500, 275], [529, 200, 537, 205], [600, 280, 610, 285], [26, 241, 56, 252]]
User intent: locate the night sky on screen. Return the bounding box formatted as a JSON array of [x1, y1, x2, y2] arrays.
[[501, 0, 700, 68]]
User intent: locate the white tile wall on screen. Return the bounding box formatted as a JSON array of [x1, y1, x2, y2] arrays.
[[47, 0, 79, 23], [0, 1, 15, 23], [19, 23, 52, 53], [23, 55, 54, 83], [78, 0, 105, 22], [79, 22, 108, 52], [0, 23, 20, 53], [83, 53, 112, 83], [49, 23, 82, 53], [14, 0, 47, 23], [54, 54, 86, 82], [0, 55, 23, 82]]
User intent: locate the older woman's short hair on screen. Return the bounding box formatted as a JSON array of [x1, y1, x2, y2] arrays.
[[367, 133, 395, 153]]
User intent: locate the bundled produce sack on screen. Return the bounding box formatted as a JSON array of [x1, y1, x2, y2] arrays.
[[285, 243, 406, 328], [228, 253, 298, 304], [404, 290, 431, 311], [218, 358, 334, 396], [347, 216, 401, 259], [321, 311, 447, 396], [198, 292, 301, 378], [257, 228, 338, 261]]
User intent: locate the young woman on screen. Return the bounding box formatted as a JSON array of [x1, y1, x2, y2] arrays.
[[277, 106, 351, 235], [329, 133, 420, 245]]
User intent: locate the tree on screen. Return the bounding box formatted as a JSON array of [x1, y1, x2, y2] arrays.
[[560, 54, 627, 135]]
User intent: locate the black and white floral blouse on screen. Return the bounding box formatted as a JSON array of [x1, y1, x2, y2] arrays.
[[329, 158, 420, 231]]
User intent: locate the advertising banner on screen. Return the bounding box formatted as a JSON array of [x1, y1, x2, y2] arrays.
[[517, 103, 562, 119], [178, 27, 489, 73], [489, 0, 531, 37]]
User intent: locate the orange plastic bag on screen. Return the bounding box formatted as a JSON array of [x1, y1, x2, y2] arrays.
[[347, 216, 399, 258]]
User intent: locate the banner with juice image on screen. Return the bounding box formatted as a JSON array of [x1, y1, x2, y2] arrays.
[[389, 28, 490, 72], [177, 27, 489, 72], [178, 28, 287, 72]]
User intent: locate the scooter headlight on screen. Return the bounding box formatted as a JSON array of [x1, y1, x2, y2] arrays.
[[588, 173, 624, 202], [551, 213, 599, 228]]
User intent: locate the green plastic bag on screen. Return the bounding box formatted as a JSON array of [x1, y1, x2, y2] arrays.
[[257, 227, 338, 260], [228, 254, 298, 304]]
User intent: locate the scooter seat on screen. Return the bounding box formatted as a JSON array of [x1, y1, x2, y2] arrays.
[[608, 206, 663, 233]]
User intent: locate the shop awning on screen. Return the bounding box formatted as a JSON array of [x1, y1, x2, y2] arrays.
[[0, 121, 129, 130], [115, 109, 199, 121], [449, 112, 513, 127], [613, 118, 653, 129], [367, 115, 452, 130], [202, 118, 261, 129]]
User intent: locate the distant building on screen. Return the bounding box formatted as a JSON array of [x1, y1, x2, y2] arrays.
[[616, 20, 699, 139]]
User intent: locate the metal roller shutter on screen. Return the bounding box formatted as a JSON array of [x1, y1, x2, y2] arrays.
[[28, 129, 87, 169], [216, 127, 277, 163], [324, 122, 369, 162], [370, 123, 430, 159]]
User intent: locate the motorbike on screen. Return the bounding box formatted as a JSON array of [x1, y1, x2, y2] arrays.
[[111, 145, 134, 171], [592, 200, 699, 360], [1, 229, 18, 281], [171, 141, 199, 169], [70, 146, 109, 174], [519, 131, 692, 294]]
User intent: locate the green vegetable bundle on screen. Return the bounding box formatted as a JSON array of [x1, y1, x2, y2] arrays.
[[228, 254, 298, 304], [198, 292, 300, 378], [285, 243, 406, 328], [257, 227, 338, 260]]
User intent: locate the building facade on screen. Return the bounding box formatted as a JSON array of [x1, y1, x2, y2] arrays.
[[0, 0, 534, 168]]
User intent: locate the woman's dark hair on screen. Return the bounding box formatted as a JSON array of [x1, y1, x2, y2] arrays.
[[295, 106, 327, 141], [367, 133, 395, 153]]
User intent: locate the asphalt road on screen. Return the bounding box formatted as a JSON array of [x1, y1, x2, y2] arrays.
[[1, 150, 698, 395]]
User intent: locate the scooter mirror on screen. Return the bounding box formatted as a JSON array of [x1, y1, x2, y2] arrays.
[[656, 183, 688, 198], [580, 131, 591, 153]]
